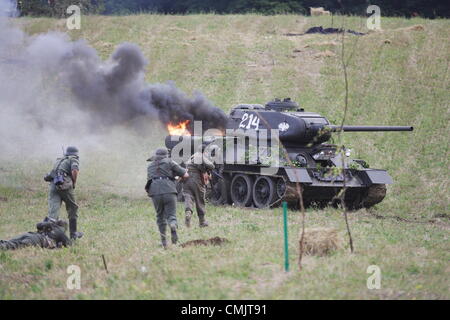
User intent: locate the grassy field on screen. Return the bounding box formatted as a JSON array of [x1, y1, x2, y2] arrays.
[[0, 14, 449, 299]]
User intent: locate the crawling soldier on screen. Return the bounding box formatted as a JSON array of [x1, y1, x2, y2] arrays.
[[0, 217, 71, 250]]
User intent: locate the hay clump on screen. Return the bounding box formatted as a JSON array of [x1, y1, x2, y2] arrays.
[[301, 228, 341, 256], [397, 24, 425, 32], [310, 7, 331, 16], [405, 24, 425, 31]]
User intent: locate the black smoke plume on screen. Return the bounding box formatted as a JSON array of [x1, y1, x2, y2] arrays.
[[63, 42, 229, 132], [0, 0, 228, 141]]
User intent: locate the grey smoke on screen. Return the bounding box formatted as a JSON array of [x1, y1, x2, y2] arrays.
[[0, 0, 228, 152]]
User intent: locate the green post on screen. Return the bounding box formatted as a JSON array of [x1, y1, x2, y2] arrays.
[[282, 201, 289, 272]]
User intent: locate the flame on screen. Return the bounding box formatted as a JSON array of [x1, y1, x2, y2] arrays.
[[167, 120, 191, 136]]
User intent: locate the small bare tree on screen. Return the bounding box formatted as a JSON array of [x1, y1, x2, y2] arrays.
[[335, 16, 364, 253]]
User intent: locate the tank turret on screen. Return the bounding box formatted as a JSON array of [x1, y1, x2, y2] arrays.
[[227, 98, 413, 146]]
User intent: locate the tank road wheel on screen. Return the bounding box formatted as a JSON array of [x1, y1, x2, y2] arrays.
[[362, 184, 387, 209], [230, 174, 254, 207], [276, 178, 287, 199], [209, 176, 230, 205], [253, 176, 278, 209]]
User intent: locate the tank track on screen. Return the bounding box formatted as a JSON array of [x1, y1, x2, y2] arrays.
[[206, 172, 388, 210], [362, 184, 387, 208]]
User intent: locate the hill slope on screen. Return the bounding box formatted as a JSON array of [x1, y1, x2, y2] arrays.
[[0, 14, 449, 299]]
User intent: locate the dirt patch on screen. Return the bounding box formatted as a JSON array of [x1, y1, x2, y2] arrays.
[[168, 26, 191, 34], [0, 196, 7, 202], [314, 40, 338, 47], [0, 273, 36, 286], [433, 213, 449, 219], [368, 212, 447, 224], [314, 50, 336, 59], [285, 26, 365, 36], [397, 24, 425, 32], [181, 237, 229, 248]]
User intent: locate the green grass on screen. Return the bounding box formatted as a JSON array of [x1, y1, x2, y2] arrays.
[[1, 14, 449, 299]]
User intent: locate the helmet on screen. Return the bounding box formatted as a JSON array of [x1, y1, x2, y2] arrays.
[[65, 146, 79, 156], [147, 148, 168, 162], [36, 217, 67, 233], [155, 148, 168, 156]]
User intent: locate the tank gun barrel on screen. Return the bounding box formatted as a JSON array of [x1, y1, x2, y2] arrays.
[[327, 125, 413, 132]]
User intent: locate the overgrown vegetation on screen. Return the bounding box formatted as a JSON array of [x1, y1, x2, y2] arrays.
[[0, 14, 449, 299], [17, 0, 450, 18]]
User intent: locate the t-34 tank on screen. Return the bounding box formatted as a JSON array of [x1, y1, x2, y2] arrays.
[[166, 98, 413, 210]]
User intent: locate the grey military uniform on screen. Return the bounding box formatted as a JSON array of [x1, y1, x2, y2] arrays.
[[182, 151, 215, 226], [47, 155, 79, 220], [147, 148, 187, 247], [0, 219, 71, 250], [0, 232, 56, 250]]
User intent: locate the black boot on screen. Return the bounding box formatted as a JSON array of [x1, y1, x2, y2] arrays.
[[199, 215, 209, 228], [69, 218, 84, 240], [170, 223, 178, 244]]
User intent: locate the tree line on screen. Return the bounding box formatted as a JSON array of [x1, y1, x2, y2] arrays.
[[17, 0, 450, 18]]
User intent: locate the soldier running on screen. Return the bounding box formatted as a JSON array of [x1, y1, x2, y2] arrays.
[[146, 148, 189, 248], [183, 144, 215, 228], [0, 217, 71, 250]]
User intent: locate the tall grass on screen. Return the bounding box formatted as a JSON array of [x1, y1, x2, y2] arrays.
[[0, 14, 448, 299]]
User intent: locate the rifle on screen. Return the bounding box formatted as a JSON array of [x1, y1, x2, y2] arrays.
[[211, 169, 224, 180]]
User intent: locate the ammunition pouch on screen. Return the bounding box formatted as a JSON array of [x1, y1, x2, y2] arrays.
[[54, 171, 72, 191], [53, 173, 64, 186]]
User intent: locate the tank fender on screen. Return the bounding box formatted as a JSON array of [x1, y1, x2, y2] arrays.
[[358, 169, 393, 185], [284, 168, 313, 183]]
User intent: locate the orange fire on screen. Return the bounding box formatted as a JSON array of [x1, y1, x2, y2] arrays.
[[167, 120, 191, 136]]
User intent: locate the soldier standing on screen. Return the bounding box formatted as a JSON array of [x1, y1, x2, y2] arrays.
[[146, 148, 188, 248], [183, 145, 215, 228], [45, 146, 83, 240]]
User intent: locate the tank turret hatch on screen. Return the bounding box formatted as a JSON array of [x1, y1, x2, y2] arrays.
[[265, 98, 302, 112], [232, 104, 264, 110]]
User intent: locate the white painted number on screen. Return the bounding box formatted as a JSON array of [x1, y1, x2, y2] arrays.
[[239, 113, 260, 130], [239, 113, 248, 128]]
